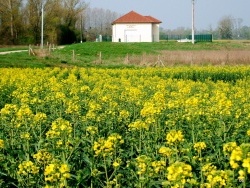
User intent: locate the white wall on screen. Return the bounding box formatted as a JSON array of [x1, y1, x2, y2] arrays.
[[112, 23, 153, 42], [152, 24, 160, 42]]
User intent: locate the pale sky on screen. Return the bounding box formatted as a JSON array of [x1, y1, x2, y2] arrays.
[[85, 0, 250, 30]]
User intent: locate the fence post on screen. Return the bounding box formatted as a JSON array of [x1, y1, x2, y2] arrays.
[[49, 44, 51, 54], [29, 44, 31, 56], [99, 52, 102, 64], [72, 50, 75, 61]]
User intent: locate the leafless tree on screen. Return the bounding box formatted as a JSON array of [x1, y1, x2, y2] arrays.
[[84, 7, 119, 40]]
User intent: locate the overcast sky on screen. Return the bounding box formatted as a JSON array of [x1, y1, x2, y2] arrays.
[[85, 0, 250, 30]]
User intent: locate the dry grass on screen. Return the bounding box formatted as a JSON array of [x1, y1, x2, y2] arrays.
[[120, 50, 250, 66], [32, 49, 50, 57]]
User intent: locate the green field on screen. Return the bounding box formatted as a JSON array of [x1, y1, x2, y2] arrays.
[[0, 40, 250, 68]]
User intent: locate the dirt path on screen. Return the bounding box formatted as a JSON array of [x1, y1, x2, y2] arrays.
[[0, 50, 28, 55]]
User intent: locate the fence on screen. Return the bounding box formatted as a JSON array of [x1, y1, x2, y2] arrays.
[[161, 34, 213, 42]]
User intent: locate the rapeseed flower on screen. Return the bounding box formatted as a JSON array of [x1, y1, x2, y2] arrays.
[[46, 118, 72, 138], [151, 160, 165, 174], [16, 105, 33, 120], [44, 162, 70, 183], [113, 158, 122, 168], [128, 119, 149, 131], [202, 163, 232, 187], [205, 170, 230, 187], [18, 161, 39, 176], [135, 155, 151, 175], [0, 139, 4, 149], [242, 158, 250, 173], [140, 102, 160, 117], [230, 146, 243, 169], [33, 112, 47, 123], [159, 146, 172, 157], [166, 161, 193, 187], [194, 142, 207, 152], [86, 126, 98, 135], [20, 132, 31, 140], [93, 133, 123, 157], [166, 130, 184, 145], [223, 142, 238, 155], [238, 170, 245, 182], [247, 130, 250, 136], [118, 110, 130, 122], [0, 104, 17, 116], [201, 163, 217, 176], [33, 150, 53, 165]]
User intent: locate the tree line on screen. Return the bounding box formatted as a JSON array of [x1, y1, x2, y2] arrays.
[[0, 0, 119, 45], [161, 16, 250, 40]]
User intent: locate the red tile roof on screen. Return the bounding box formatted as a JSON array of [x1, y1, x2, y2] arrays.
[[112, 11, 162, 24]]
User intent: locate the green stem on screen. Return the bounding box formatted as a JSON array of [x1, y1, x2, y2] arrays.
[[103, 156, 109, 186], [192, 123, 195, 144], [139, 129, 142, 154]]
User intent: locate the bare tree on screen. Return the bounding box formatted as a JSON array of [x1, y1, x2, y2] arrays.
[[84, 7, 119, 40], [218, 15, 234, 39]]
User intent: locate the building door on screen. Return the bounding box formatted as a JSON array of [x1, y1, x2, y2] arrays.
[[124, 30, 140, 42]]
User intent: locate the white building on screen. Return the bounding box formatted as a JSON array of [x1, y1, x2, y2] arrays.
[[112, 11, 162, 42]]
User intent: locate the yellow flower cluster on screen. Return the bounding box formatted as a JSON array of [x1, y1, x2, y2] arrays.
[[238, 169, 245, 182], [16, 104, 33, 120], [135, 155, 165, 176], [0, 139, 4, 149], [17, 161, 39, 176], [112, 158, 122, 168], [194, 142, 207, 152], [202, 163, 217, 176], [158, 146, 172, 157], [46, 118, 72, 138], [93, 133, 124, 156], [44, 162, 70, 186], [166, 161, 194, 187], [118, 109, 130, 122], [128, 119, 149, 131], [201, 163, 231, 188], [242, 158, 250, 173], [0, 104, 17, 117], [151, 160, 165, 174], [65, 100, 80, 115], [33, 149, 53, 165], [229, 146, 243, 169], [247, 129, 250, 136], [86, 126, 98, 135], [20, 132, 31, 140], [140, 102, 161, 118], [223, 142, 238, 155], [223, 142, 250, 182], [166, 130, 184, 145], [33, 112, 47, 123], [136, 155, 151, 175]]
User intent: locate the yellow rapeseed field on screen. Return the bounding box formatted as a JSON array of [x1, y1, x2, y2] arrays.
[[1, 66, 250, 187]]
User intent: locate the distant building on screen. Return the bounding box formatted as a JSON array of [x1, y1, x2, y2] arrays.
[[112, 11, 162, 42]]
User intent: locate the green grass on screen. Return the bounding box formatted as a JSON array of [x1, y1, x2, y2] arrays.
[[0, 40, 250, 68]]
